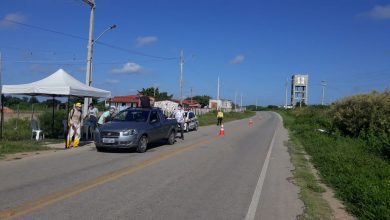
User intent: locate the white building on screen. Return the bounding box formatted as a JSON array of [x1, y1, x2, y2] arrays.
[[209, 99, 233, 111]]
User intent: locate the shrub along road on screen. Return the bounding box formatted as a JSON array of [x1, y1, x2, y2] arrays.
[[0, 112, 303, 219]]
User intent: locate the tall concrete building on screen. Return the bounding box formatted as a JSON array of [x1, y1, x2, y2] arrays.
[[291, 74, 309, 106]]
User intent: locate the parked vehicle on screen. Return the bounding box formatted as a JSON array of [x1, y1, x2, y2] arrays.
[[94, 108, 177, 153], [180, 110, 199, 132]]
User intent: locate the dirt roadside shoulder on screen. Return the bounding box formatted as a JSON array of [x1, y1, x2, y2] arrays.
[[288, 138, 355, 220], [0, 142, 95, 162]]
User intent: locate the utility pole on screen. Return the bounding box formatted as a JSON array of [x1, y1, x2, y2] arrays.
[[190, 87, 193, 103], [217, 76, 219, 100], [234, 91, 237, 111], [321, 80, 327, 105], [256, 98, 258, 111], [240, 93, 243, 111], [83, 0, 95, 116], [180, 49, 184, 104], [153, 86, 156, 97], [0, 52, 3, 139], [285, 78, 288, 108], [0, 52, 2, 108]]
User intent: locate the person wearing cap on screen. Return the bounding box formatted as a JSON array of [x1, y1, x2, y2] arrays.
[[67, 102, 83, 148], [97, 106, 116, 127]]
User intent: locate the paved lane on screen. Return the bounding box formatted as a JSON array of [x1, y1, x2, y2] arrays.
[[0, 112, 303, 220]]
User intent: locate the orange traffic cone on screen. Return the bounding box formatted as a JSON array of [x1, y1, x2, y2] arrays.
[[219, 124, 225, 136]]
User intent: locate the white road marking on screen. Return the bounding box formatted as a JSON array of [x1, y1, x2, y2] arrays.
[[245, 118, 279, 220]]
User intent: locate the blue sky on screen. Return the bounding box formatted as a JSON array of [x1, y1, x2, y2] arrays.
[[0, 0, 389, 106]]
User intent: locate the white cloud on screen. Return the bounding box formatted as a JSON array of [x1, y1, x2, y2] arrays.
[[365, 5, 390, 20], [112, 62, 142, 74], [104, 79, 120, 84], [230, 54, 245, 64], [0, 12, 26, 28], [136, 36, 158, 47]]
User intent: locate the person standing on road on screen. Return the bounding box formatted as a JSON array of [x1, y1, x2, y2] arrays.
[[97, 106, 116, 127], [174, 104, 185, 140], [86, 103, 98, 128], [67, 102, 83, 148], [217, 109, 224, 126], [85, 103, 99, 140]]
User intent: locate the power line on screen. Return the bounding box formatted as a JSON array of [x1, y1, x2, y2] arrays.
[[96, 42, 177, 60], [4, 58, 176, 65], [4, 18, 178, 60], [4, 18, 86, 41]]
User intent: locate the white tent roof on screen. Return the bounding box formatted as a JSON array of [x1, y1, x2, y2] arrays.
[[2, 69, 111, 98]]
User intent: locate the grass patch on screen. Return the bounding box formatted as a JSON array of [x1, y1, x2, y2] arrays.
[[0, 139, 63, 159], [279, 111, 332, 219], [276, 108, 390, 219], [198, 110, 256, 126], [288, 139, 332, 220], [0, 140, 50, 158]]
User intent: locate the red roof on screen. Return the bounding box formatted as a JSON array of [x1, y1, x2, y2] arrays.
[[1, 107, 14, 113], [110, 95, 139, 103], [182, 99, 199, 105]]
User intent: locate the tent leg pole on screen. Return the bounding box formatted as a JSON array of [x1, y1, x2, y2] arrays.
[[65, 96, 70, 149], [52, 96, 55, 138]]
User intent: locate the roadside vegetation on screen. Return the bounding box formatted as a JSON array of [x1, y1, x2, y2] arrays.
[[198, 110, 255, 126], [275, 90, 390, 219], [0, 116, 64, 158]]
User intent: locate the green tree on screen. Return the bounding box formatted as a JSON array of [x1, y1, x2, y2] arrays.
[[29, 96, 40, 104], [3, 96, 22, 106], [190, 95, 211, 107], [139, 87, 173, 101]]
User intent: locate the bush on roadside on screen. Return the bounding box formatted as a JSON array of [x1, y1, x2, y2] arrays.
[[331, 90, 390, 158], [38, 110, 68, 138], [276, 107, 390, 219], [2, 118, 31, 140]]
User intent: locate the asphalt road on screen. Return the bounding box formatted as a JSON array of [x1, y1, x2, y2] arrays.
[[0, 111, 303, 220]]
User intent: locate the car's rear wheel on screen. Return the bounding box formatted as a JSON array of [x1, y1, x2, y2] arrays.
[[167, 131, 175, 145], [136, 135, 148, 153], [194, 123, 198, 131]]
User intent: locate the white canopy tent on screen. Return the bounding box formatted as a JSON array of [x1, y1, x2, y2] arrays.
[[2, 68, 111, 98], [0, 68, 111, 140]]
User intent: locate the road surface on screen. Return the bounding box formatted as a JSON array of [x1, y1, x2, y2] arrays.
[[0, 111, 303, 220]]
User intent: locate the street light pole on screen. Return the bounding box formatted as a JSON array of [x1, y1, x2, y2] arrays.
[[83, 0, 96, 116], [179, 49, 184, 104], [84, 0, 95, 87], [82, 0, 116, 115]]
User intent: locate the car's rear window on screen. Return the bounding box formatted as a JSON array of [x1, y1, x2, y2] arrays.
[[112, 109, 150, 122]]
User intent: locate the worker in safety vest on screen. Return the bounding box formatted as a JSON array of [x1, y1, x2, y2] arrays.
[[67, 102, 83, 148], [217, 109, 224, 126]]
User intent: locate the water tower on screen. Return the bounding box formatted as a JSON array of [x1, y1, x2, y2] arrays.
[[291, 74, 309, 106]]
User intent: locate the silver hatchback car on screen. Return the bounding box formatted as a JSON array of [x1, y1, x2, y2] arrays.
[[94, 108, 177, 153]]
